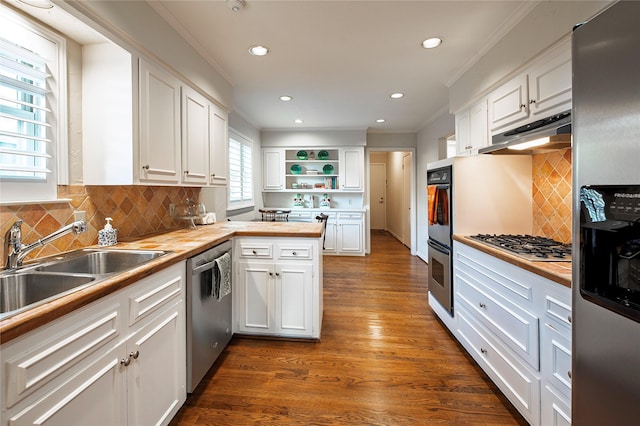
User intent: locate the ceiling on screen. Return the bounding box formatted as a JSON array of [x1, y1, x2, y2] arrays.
[[147, 0, 531, 133]]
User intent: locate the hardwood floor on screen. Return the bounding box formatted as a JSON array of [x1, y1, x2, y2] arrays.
[[170, 231, 526, 425]]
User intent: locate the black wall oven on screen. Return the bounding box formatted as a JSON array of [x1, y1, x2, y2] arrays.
[[427, 166, 453, 314]]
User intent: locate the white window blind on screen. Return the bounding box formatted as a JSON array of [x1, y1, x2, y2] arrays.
[[228, 130, 253, 207], [0, 36, 52, 179]]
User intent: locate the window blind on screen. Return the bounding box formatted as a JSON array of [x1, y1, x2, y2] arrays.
[[228, 134, 253, 204], [0, 36, 52, 179]]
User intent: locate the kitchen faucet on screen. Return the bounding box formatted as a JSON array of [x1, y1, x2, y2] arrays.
[[4, 219, 87, 270]]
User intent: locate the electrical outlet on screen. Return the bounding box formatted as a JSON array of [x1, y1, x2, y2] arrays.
[[169, 203, 175, 217], [74, 211, 86, 222]]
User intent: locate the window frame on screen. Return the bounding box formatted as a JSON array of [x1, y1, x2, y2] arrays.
[[227, 128, 254, 211], [0, 5, 68, 204]]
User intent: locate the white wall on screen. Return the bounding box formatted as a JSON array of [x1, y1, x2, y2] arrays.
[[415, 112, 455, 261], [261, 129, 366, 147]]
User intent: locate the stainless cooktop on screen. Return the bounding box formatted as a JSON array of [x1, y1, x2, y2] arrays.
[[469, 234, 572, 262]]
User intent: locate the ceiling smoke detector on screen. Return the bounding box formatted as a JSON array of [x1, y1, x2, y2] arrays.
[[226, 0, 245, 12]]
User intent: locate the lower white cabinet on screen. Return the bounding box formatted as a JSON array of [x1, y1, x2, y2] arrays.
[[444, 241, 572, 426], [0, 263, 186, 426], [234, 237, 322, 339], [320, 211, 364, 256]]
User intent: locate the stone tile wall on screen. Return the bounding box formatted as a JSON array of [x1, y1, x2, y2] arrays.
[[0, 185, 200, 262]]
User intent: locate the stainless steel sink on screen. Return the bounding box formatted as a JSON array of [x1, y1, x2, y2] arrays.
[[35, 249, 168, 275], [0, 273, 96, 317], [0, 249, 170, 320]]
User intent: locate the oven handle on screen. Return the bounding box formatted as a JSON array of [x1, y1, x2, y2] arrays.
[[428, 238, 450, 255]]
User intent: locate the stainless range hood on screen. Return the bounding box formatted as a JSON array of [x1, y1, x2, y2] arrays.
[[479, 110, 572, 155]]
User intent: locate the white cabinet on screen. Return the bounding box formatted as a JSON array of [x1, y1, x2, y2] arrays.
[[455, 99, 488, 156], [139, 58, 182, 184], [335, 212, 364, 255], [0, 263, 186, 426], [234, 238, 322, 339], [488, 40, 571, 134], [339, 147, 364, 191], [209, 103, 228, 186], [262, 148, 285, 190], [181, 86, 210, 185]]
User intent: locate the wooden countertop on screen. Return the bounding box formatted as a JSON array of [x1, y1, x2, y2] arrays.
[[0, 222, 323, 344], [453, 235, 572, 289]]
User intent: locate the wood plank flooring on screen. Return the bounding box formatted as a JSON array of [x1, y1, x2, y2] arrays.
[[170, 231, 526, 425]]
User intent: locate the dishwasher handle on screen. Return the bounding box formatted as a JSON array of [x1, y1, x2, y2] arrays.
[[192, 258, 218, 275]]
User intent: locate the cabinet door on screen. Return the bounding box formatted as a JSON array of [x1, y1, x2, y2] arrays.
[[275, 262, 314, 336], [469, 99, 488, 151], [237, 261, 275, 333], [182, 86, 209, 185], [262, 148, 285, 190], [127, 302, 186, 426], [455, 109, 471, 155], [338, 219, 363, 254], [339, 148, 364, 191], [209, 103, 228, 186], [6, 343, 127, 426], [488, 72, 529, 133], [528, 43, 572, 119], [139, 59, 181, 184], [323, 222, 338, 253]]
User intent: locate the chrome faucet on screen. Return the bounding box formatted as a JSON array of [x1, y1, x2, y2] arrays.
[[4, 219, 87, 270]]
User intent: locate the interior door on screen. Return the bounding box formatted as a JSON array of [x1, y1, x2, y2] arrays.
[[370, 163, 386, 230], [402, 153, 412, 247]]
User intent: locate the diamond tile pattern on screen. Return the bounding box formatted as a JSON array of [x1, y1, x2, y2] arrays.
[[532, 148, 572, 243], [0, 185, 201, 262]]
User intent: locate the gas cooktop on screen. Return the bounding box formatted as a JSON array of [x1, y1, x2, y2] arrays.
[[469, 234, 572, 262]]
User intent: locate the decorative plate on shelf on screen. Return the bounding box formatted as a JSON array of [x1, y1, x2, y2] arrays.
[[290, 164, 302, 174], [323, 164, 334, 174], [296, 150, 308, 160], [317, 150, 329, 160]]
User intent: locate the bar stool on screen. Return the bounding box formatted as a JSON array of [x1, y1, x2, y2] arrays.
[[259, 209, 291, 222], [316, 213, 329, 249]]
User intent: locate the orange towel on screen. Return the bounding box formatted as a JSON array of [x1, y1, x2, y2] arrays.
[[428, 186, 438, 225]]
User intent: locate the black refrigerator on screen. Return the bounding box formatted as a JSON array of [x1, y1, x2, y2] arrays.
[[572, 1, 640, 424]]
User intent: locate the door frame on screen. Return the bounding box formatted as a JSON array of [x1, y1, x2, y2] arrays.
[[365, 147, 416, 255]]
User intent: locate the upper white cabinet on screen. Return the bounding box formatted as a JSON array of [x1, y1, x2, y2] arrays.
[[339, 147, 364, 191], [456, 99, 488, 156], [138, 58, 183, 184], [209, 104, 228, 186], [181, 86, 209, 185], [488, 40, 571, 134], [262, 148, 285, 190]]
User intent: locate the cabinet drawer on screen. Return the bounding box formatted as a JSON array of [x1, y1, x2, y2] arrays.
[[456, 271, 539, 370], [288, 211, 313, 222], [129, 264, 184, 326], [3, 303, 121, 409], [542, 321, 572, 398], [337, 212, 363, 220], [545, 294, 572, 328], [457, 307, 540, 425], [239, 243, 273, 259], [541, 384, 571, 426], [278, 244, 313, 260]]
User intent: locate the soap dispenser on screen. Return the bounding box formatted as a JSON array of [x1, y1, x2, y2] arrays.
[[98, 217, 118, 247]]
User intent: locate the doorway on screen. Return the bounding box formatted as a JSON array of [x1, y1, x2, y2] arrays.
[[370, 163, 386, 230]]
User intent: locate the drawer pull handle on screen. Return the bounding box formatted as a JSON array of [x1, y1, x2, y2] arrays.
[[121, 357, 131, 367], [479, 302, 486, 309], [292, 251, 297, 256], [252, 250, 257, 255], [568, 370, 572, 379], [130, 350, 139, 360], [480, 348, 488, 355]]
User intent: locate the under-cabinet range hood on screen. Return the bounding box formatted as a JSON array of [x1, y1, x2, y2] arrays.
[[479, 110, 572, 155]]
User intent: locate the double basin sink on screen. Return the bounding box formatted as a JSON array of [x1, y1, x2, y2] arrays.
[[0, 249, 171, 321]]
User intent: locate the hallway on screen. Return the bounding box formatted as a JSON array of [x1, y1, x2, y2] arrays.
[[170, 231, 526, 425]]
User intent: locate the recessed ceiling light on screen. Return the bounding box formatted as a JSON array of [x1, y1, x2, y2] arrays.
[[421, 37, 443, 49], [248, 45, 270, 56], [17, 0, 53, 8], [376, 119, 386, 123], [294, 119, 303, 124], [390, 93, 404, 99], [226, 0, 245, 12], [279, 95, 293, 102]]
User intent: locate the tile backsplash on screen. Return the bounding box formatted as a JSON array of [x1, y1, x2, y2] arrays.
[[532, 148, 572, 244], [0, 185, 200, 262]]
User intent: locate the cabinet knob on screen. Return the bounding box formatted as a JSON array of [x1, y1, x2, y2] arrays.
[[292, 251, 297, 256], [568, 370, 572, 379], [211, 173, 216, 177], [275, 272, 280, 277], [142, 165, 150, 170], [130, 350, 140, 360], [568, 315, 572, 324], [184, 170, 189, 174], [480, 348, 488, 355], [252, 250, 257, 255], [479, 302, 486, 309], [121, 357, 131, 367], [269, 272, 273, 277], [529, 99, 536, 104]]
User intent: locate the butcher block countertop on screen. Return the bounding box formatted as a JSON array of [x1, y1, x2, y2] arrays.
[[453, 235, 572, 289], [0, 222, 323, 344]]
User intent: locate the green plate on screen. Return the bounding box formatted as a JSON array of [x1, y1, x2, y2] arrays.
[[322, 164, 334, 174], [291, 164, 302, 174], [317, 150, 329, 160], [296, 150, 308, 160]]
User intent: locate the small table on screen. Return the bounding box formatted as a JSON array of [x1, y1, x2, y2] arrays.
[[258, 209, 291, 222]]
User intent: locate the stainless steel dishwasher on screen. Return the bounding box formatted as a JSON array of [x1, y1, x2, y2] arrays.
[[186, 239, 233, 393]]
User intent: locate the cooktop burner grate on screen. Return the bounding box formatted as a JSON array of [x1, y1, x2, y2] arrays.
[[469, 234, 572, 262]]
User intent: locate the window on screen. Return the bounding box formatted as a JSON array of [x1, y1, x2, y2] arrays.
[[0, 6, 66, 203], [228, 129, 253, 209]]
